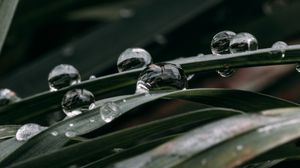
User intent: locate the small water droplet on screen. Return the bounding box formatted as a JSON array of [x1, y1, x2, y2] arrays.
[[65, 131, 76, 138], [272, 41, 288, 58], [89, 75, 96, 80], [236, 145, 243, 151], [122, 99, 127, 103], [51, 131, 58, 136], [117, 48, 152, 72], [0, 88, 20, 107], [217, 68, 235, 78], [197, 53, 204, 57], [229, 32, 258, 53], [16, 123, 46, 141], [69, 123, 74, 127], [296, 64, 300, 72], [113, 148, 124, 153], [48, 64, 81, 91], [135, 63, 188, 94], [211, 31, 236, 55], [61, 89, 95, 118], [89, 118, 95, 123], [100, 102, 121, 123]]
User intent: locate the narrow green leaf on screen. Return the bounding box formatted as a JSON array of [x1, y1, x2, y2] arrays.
[[0, 125, 19, 140]]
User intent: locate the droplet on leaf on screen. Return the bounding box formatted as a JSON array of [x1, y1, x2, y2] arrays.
[[272, 41, 288, 58], [229, 32, 258, 53], [117, 48, 152, 72], [211, 31, 236, 55], [100, 102, 120, 123], [16, 123, 46, 141], [48, 64, 81, 91], [0, 88, 20, 107]]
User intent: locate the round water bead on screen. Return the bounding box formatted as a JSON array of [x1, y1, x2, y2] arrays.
[[117, 48, 152, 72], [211, 31, 236, 55], [16, 123, 46, 141], [136, 63, 188, 93], [272, 41, 288, 58], [48, 64, 81, 91], [100, 102, 120, 123], [61, 89, 95, 117], [229, 32, 258, 53], [0, 88, 20, 106]]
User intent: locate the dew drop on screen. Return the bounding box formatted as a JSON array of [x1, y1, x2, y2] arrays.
[[211, 31, 236, 55], [89, 118, 95, 123], [122, 99, 127, 103], [51, 131, 58, 136], [272, 41, 288, 58], [135, 63, 188, 94], [48, 64, 81, 91], [16, 123, 46, 141], [229, 32, 258, 53], [65, 131, 76, 138], [117, 48, 152, 72], [0, 88, 20, 107], [69, 123, 74, 127], [100, 102, 121, 123], [236, 145, 244, 151], [217, 68, 235, 78], [89, 75, 96, 80], [61, 89, 95, 118]]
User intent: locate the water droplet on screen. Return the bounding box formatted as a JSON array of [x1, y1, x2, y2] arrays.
[[48, 64, 81, 91], [229, 32, 258, 53], [272, 41, 288, 58], [211, 31, 236, 55], [197, 53, 204, 57], [236, 145, 243, 151], [89, 75, 96, 80], [65, 131, 76, 138], [51, 131, 58, 136], [135, 63, 188, 94], [122, 99, 127, 103], [89, 118, 95, 123], [69, 123, 74, 127], [100, 102, 120, 123], [0, 88, 20, 107], [16, 123, 46, 141], [117, 48, 152, 72], [296, 64, 300, 72], [61, 89, 95, 117], [217, 68, 235, 78]]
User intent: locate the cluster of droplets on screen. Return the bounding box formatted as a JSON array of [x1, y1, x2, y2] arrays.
[[15, 123, 47, 141], [211, 31, 258, 77]]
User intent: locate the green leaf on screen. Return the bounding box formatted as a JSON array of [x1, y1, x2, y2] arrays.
[[1, 45, 300, 123], [0, 125, 19, 140], [110, 107, 300, 168], [6, 107, 239, 168]]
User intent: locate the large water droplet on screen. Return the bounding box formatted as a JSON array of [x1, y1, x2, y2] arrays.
[[229, 32, 258, 53], [272, 41, 288, 58], [100, 102, 120, 123], [61, 89, 95, 117], [48, 64, 81, 91], [117, 48, 152, 72], [211, 31, 236, 55], [16, 123, 46, 141], [0, 88, 20, 107], [135, 63, 188, 94]]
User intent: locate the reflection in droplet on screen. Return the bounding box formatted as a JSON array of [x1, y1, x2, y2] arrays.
[[16, 123, 46, 141], [135, 63, 188, 94], [229, 32, 258, 53], [211, 31, 236, 55], [272, 41, 288, 58], [61, 89, 95, 117], [48, 64, 81, 91], [100, 102, 120, 123], [0, 88, 20, 107], [117, 48, 152, 72]]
